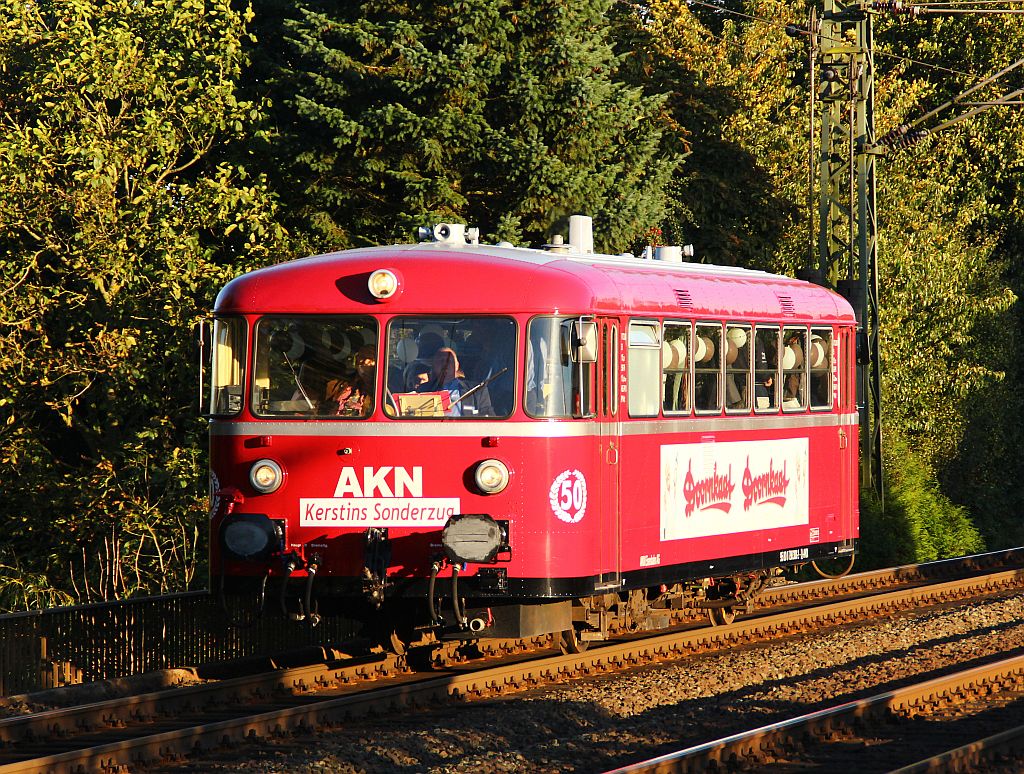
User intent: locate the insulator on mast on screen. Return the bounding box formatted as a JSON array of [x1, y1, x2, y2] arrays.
[[877, 124, 929, 149], [872, 0, 921, 17]]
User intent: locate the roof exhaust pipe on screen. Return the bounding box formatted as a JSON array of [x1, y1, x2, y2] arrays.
[[568, 215, 593, 255], [653, 245, 695, 263]]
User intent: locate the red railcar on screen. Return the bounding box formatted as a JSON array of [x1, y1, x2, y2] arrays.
[[206, 217, 858, 647]]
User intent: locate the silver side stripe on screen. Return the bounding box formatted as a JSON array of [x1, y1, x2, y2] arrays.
[[210, 412, 859, 438], [619, 412, 857, 434]]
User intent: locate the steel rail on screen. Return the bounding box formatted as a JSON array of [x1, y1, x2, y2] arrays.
[[892, 722, 1024, 772], [605, 652, 1024, 773], [3, 565, 1024, 773], [0, 651, 404, 747], [757, 546, 1024, 608]]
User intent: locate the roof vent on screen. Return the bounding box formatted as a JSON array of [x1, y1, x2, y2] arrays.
[[674, 289, 693, 308], [776, 293, 796, 315], [546, 215, 595, 254]]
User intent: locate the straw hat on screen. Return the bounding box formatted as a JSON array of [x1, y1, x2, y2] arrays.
[[726, 327, 748, 349]]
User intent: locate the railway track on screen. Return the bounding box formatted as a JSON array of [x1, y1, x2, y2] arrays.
[[2, 551, 1023, 773], [608, 652, 1024, 773]]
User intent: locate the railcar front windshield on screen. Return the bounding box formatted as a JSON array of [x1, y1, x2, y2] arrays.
[[384, 316, 516, 418], [251, 316, 378, 418]]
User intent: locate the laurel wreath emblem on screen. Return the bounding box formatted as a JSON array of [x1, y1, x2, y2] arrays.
[[549, 469, 587, 524]]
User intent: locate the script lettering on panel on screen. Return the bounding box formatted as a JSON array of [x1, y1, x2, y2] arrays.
[[660, 439, 809, 540]]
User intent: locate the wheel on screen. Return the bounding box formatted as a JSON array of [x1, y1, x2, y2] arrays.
[[812, 554, 856, 579], [707, 606, 736, 626], [559, 627, 590, 654]]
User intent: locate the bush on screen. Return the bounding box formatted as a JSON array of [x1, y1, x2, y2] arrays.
[[858, 440, 984, 569]]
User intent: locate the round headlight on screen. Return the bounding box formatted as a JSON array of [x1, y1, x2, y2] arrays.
[[368, 269, 400, 300], [249, 459, 284, 494], [474, 459, 510, 494]]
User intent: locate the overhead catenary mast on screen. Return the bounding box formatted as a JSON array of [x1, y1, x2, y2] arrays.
[[806, 0, 883, 497], [801, 0, 1024, 500]]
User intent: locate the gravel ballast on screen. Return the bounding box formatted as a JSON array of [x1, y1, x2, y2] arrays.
[[169, 593, 1024, 773]]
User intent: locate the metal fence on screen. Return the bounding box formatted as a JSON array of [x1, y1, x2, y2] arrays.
[[0, 591, 359, 697]]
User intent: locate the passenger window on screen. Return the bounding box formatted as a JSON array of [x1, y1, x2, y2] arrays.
[[782, 327, 808, 411], [662, 322, 690, 415], [694, 323, 722, 413], [628, 321, 660, 417], [809, 327, 832, 409], [725, 324, 751, 413], [753, 326, 780, 412]]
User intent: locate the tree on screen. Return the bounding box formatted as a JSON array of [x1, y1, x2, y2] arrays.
[[252, 0, 681, 252], [859, 439, 984, 566], [632, 0, 810, 267], [642, 1, 1023, 555], [0, 0, 287, 609], [872, 13, 1024, 546]]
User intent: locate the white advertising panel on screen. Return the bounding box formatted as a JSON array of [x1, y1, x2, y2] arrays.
[[299, 465, 459, 528], [660, 439, 809, 541]]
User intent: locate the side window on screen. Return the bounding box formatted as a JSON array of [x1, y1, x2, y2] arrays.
[[525, 316, 594, 418], [725, 324, 751, 413], [628, 321, 660, 417], [662, 322, 690, 415], [206, 317, 247, 415], [694, 323, 722, 413], [809, 327, 833, 409], [782, 327, 808, 410], [753, 326, 780, 412], [847, 330, 856, 410]]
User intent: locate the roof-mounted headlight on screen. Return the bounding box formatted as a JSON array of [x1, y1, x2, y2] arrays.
[[368, 268, 401, 300], [474, 459, 510, 494], [249, 459, 284, 494]]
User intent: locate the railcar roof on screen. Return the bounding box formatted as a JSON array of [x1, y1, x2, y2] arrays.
[[215, 242, 855, 323]]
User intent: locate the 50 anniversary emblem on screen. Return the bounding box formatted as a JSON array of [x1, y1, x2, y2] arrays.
[[549, 469, 587, 524]]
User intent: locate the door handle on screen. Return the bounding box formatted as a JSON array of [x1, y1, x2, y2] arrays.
[[606, 442, 619, 464], [838, 429, 848, 449]]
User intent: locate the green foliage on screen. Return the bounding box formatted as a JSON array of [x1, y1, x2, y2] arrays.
[[0, 0, 288, 611], [858, 439, 984, 568], [646, 2, 1023, 548], [632, 0, 810, 267], [0, 563, 75, 611], [877, 159, 1016, 470], [2, 0, 1024, 611], [872, 15, 1024, 544], [254, 0, 680, 251]]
